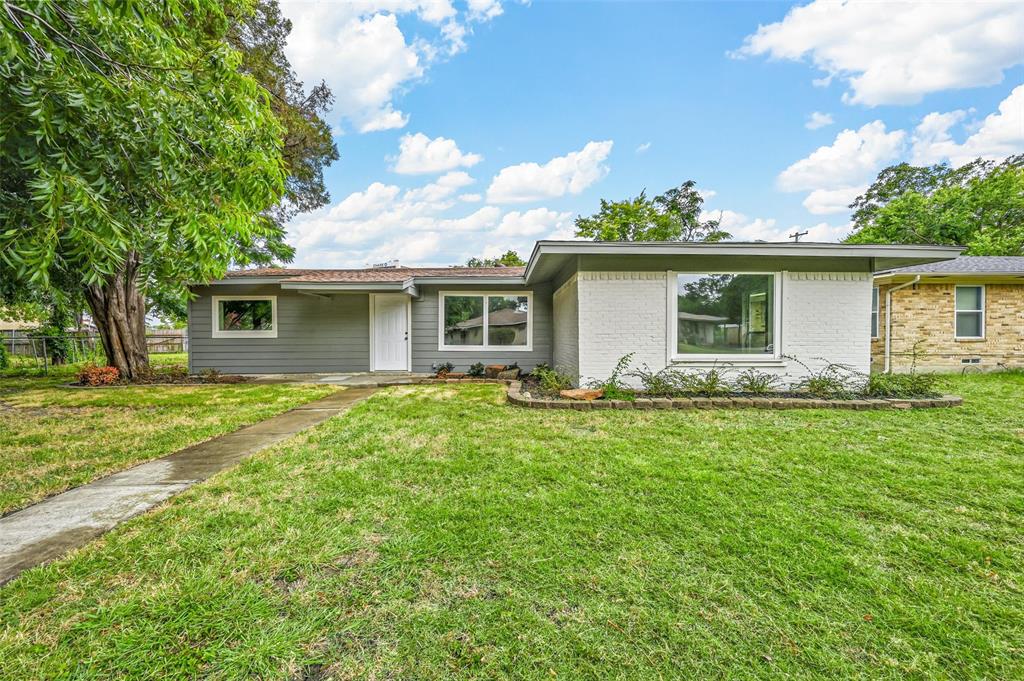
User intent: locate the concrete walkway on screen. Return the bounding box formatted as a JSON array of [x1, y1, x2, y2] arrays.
[[0, 387, 376, 586]]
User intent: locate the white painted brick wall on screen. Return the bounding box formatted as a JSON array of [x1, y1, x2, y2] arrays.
[[552, 275, 580, 381], [577, 271, 668, 385], [575, 270, 872, 389]]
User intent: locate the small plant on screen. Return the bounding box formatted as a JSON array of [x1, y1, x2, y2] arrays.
[[532, 364, 574, 394], [468, 362, 485, 377], [629, 364, 682, 396], [77, 364, 120, 386], [734, 368, 781, 396], [786, 356, 864, 399], [864, 372, 940, 398], [434, 361, 455, 377], [676, 365, 732, 396], [589, 353, 637, 400]]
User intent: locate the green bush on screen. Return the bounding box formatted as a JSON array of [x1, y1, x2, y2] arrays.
[[676, 366, 732, 396], [629, 364, 682, 396], [532, 364, 573, 394], [734, 368, 781, 395], [590, 353, 637, 400], [864, 372, 941, 398], [468, 362, 485, 377], [0, 342, 8, 370]]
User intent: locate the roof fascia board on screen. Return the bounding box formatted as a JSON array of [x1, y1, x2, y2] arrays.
[[205, 277, 287, 285]]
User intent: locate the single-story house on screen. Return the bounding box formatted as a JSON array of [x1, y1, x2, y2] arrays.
[[187, 241, 961, 384], [873, 256, 1024, 372]]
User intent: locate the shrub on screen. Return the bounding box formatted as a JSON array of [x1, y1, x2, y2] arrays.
[[77, 364, 120, 386], [734, 368, 781, 395], [676, 366, 732, 396], [0, 342, 8, 371], [589, 353, 637, 400], [786, 356, 864, 399], [629, 364, 683, 396], [468, 362, 485, 378], [532, 364, 573, 394], [864, 372, 941, 398]]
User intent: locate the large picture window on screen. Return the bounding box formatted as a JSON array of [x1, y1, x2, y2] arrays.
[[440, 292, 532, 351], [673, 273, 777, 358], [954, 285, 984, 339], [211, 296, 277, 338]]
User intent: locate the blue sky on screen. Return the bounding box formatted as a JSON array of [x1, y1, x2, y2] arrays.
[[279, 1, 1024, 268]]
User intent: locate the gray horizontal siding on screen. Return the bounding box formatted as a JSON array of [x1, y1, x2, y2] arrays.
[[411, 283, 553, 373], [188, 284, 370, 374]]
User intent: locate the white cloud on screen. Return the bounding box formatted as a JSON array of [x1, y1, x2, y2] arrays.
[[391, 133, 483, 174], [280, 1, 507, 133], [328, 182, 402, 220], [493, 208, 573, 237], [486, 140, 614, 204], [635, 141, 652, 154], [735, 1, 1024, 106], [911, 84, 1024, 166], [801, 186, 865, 215], [468, 0, 503, 21], [778, 121, 904, 193], [458, 193, 483, 203], [402, 171, 475, 202], [707, 209, 851, 243], [697, 188, 717, 201], [805, 111, 834, 130]]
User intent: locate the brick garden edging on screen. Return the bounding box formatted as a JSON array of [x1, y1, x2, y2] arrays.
[[504, 381, 963, 411]]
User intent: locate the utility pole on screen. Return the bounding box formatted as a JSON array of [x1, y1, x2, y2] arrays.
[[788, 230, 809, 243]]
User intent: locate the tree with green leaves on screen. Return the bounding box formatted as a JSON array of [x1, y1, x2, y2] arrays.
[[845, 156, 1024, 255], [466, 250, 526, 267], [0, 1, 334, 379], [574, 180, 730, 242]]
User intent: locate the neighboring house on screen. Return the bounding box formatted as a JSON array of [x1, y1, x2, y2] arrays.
[[873, 256, 1024, 372], [187, 241, 959, 383]]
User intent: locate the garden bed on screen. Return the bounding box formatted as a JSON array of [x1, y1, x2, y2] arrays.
[[506, 381, 962, 410]]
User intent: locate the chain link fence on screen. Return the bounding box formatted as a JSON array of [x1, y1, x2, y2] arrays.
[[1, 331, 187, 373]]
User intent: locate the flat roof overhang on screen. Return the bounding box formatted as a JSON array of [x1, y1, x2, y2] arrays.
[[524, 241, 965, 283]]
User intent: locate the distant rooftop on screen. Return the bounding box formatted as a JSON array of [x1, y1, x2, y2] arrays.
[[879, 256, 1024, 275]]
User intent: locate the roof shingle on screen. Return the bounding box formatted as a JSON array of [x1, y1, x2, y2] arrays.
[[881, 256, 1024, 275], [225, 266, 525, 283]]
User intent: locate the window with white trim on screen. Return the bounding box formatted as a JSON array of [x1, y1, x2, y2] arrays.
[[439, 292, 532, 351], [954, 285, 984, 339], [871, 286, 879, 338], [211, 296, 277, 338], [672, 273, 778, 359]]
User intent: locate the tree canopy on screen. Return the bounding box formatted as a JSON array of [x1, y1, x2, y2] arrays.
[[0, 0, 287, 375], [574, 181, 730, 242], [845, 156, 1024, 255], [466, 250, 526, 267]]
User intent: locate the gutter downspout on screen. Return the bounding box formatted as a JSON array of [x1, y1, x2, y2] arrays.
[[884, 275, 920, 373]]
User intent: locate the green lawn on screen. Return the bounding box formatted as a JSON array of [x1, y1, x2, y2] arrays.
[[1, 375, 1022, 678], [0, 372, 335, 515]]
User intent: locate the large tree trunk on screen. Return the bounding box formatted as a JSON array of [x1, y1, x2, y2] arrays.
[[83, 251, 149, 380]]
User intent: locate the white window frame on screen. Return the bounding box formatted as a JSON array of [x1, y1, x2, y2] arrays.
[[211, 295, 278, 339], [954, 285, 985, 340], [438, 291, 534, 352], [871, 286, 880, 339], [667, 270, 783, 363]]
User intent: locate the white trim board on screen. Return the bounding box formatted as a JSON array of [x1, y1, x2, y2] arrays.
[[437, 290, 534, 352], [211, 295, 278, 339]]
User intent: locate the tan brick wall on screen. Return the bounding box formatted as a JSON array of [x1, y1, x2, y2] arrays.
[[871, 282, 1024, 372]]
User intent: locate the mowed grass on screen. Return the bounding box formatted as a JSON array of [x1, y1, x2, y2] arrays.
[[0, 371, 335, 514], [1, 375, 1023, 679]]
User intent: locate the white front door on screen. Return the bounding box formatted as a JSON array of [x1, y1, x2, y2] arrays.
[[372, 295, 409, 371]]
